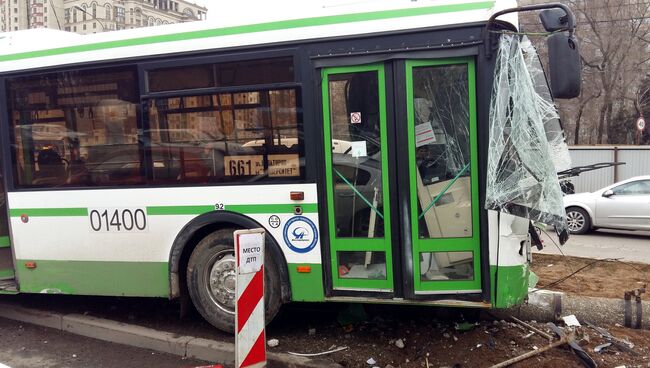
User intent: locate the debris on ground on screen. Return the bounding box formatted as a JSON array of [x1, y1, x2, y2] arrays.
[[586, 321, 639, 355], [269, 307, 649, 368], [286, 346, 349, 357], [267, 338, 279, 347], [593, 342, 611, 353], [489, 331, 575, 368], [394, 338, 405, 349], [562, 314, 582, 327], [455, 322, 476, 332], [510, 316, 554, 341]]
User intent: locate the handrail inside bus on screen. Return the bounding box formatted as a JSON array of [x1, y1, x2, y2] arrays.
[[333, 168, 384, 220], [418, 163, 470, 220]]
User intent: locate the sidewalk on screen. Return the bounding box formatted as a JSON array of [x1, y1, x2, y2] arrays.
[[0, 301, 338, 368]]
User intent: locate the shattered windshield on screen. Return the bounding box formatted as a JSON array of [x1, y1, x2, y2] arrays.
[[485, 34, 570, 244]]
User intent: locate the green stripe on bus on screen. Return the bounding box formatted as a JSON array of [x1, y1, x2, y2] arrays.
[[0, 236, 10, 248], [147, 203, 318, 215], [9, 208, 88, 217], [146, 205, 215, 215], [0, 2, 494, 62], [16, 260, 168, 297], [226, 203, 318, 214], [8, 204, 318, 218]]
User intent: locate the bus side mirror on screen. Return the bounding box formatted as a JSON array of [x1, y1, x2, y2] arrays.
[[540, 9, 569, 32], [547, 33, 581, 99]]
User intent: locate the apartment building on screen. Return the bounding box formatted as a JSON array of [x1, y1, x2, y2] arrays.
[[0, 0, 207, 34]]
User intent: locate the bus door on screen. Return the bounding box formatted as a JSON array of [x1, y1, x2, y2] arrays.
[[321, 58, 481, 297]]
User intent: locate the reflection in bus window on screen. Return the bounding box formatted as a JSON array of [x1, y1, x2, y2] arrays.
[[8, 67, 142, 188], [146, 57, 295, 93], [420, 252, 473, 281], [147, 88, 303, 184], [328, 71, 385, 239], [412, 64, 473, 239]]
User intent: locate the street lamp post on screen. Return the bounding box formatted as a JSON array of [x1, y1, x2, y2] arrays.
[[73, 5, 106, 31]]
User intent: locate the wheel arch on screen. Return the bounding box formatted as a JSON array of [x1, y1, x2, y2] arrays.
[[168, 211, 291, 303]]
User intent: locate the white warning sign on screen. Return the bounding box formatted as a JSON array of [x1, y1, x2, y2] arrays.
[[350, 141, 367, 158], [236, 230, 265, 274], [415, 122, 437, 147]]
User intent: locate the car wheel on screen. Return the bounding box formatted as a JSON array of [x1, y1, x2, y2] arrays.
[[186, 228, 283, 333], [566, 207, 591, 235]]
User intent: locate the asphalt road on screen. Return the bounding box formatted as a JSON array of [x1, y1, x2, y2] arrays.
[[0, 316, 211, 368], [535, 228, 650, 263]]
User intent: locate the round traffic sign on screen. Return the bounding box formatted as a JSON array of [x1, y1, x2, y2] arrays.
[[637, 117, 646, 131]]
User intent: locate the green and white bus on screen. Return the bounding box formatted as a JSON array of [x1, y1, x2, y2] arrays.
[[0, 0, 579, 332]]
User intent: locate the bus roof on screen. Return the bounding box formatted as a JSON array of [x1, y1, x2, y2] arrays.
[[0, 0, 518, 73]]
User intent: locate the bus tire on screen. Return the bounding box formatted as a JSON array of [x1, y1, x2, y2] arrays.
[[186, 228, 283, 333]]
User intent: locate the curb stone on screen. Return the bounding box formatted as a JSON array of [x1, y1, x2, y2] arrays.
[[0, 302, 341, 368]]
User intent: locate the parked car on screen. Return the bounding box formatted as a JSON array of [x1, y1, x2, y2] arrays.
[[563, 176, 650, 234]]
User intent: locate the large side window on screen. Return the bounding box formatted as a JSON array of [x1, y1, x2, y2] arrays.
[[145, 57, 303, 184], [613, 180, 650, 195], [8, 67, 142, 188]]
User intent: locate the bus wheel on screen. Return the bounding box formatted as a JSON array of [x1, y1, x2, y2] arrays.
[[186, 228, 283, 333]]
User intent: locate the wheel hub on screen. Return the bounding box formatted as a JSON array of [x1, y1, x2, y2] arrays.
[[208, 253, 236, 314], [567, 211, 585, 231]]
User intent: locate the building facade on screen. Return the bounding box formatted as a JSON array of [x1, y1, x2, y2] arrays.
[[1, 0, 65, 32], [1, 0, 206, 34]]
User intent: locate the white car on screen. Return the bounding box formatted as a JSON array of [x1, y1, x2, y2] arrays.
[[563, 175, 650, 234]]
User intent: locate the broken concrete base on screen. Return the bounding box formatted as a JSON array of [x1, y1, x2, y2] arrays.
[[0, 302, 339, 368], [492, 289, 650, 328]]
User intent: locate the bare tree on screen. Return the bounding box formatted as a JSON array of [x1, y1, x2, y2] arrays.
[[568, 0, 650, 144], [519, 0, 650, 145]]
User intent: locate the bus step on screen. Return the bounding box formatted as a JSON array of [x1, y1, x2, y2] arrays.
[[0, 279, 18, 293]]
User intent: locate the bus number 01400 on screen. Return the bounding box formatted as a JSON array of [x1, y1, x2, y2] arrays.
[[89, 209, 147, 232]]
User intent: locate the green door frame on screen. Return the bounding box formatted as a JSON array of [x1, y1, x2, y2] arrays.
[[321, 64, 394, 291], [321, 58, 481, 295], [405, 58, 482, 293]]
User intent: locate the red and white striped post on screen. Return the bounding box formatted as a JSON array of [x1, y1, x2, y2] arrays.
[[234, 229, 266, 368]]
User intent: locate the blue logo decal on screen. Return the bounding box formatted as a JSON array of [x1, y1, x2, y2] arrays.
[[283, 216, 318, 253], [292, 227, 307, 240]]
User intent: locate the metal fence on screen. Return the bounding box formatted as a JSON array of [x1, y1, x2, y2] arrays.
[[567, 146, 650, 193]]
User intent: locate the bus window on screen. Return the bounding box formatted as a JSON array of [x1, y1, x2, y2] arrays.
[[148, 64, 214, 92], [8, 67, 143, 188], [147, 88, 302, 184], [146, 57, 294, 93], [412, 64, 473, 239], [215, 58, 294, 87], [420, 252, 474, 281]]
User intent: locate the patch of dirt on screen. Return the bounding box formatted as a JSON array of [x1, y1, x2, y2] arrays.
[[267, 304, 650, 368], [532, 253, 649, 299]]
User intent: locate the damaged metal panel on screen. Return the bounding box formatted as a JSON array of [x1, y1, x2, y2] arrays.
[[486, 35, 570, 243]]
